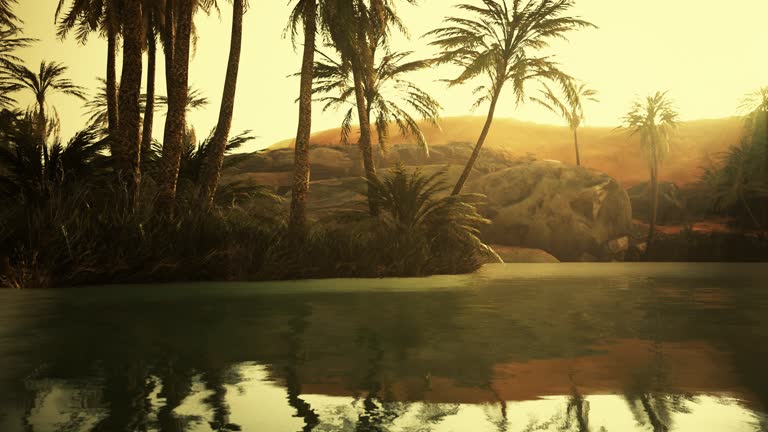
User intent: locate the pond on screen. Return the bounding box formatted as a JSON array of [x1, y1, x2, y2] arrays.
[[0, 263, 767, 431]]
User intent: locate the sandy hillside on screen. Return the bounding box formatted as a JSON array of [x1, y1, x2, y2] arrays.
[[272, 116, 745, 186]]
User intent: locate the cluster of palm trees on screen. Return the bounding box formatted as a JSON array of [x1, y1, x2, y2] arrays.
[[288, 0, 597, 231], [1, 0, 711, 255]]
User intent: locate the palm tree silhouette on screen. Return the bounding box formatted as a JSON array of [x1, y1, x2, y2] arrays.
[[619, 91, 679, 257], [426, 0, 595, 194], [530, 80, 598, 166], [312, 49, 441, 158]]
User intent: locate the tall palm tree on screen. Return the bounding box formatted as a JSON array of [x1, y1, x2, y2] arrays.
[[141, 0, 162, 159], [115, 0, 144, 207], [312, 49, 441, 157], [4, 61, 87, 155], [321, 0, 417, 215], [156, 0, 217, 217], [198, 0, 246, 209], [55, 0, 120, 135], [530, 80, 598, 166], [426, 0, 595, 195], [287, 0, 318, 233], [620, 91, 678, 257]]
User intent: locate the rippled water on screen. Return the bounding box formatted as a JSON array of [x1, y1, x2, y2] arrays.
[[1, 263, 767, 431]]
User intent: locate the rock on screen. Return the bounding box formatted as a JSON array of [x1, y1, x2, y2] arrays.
[[489, 245, 560, 263], [627, 181, 687, 224], [467, 160, 632, 262], [606, 236, 629, 254]]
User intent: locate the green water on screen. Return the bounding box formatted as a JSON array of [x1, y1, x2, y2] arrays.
[[1, 263, 767, 431]]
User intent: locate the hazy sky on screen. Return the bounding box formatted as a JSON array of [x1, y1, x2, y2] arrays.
[[12, 0, 768, 151]]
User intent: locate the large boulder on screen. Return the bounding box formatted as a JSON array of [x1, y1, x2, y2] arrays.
[[467, 160, 632, 262], [627, 181, 687, 224]]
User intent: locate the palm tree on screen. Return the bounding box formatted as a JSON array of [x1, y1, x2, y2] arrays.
[[116, 0, 144, 207], [287, 0, 318, 233], [530, 80, 598, 166], [312, 49, 441, 157], [620, 91, 678, 256], [156, 0, 218, 217], [740, 86, 768, 182], [426, 0, 595, 195], [0, 0, 19, 30], [0, 27, 33, 109], [55, 0, 120, 135], [83, 80, 209, 129], [4, 61, 87, 160], [141, 0, 162, 159], [198, 0, 246, 209], [320, 0, 417, 215]]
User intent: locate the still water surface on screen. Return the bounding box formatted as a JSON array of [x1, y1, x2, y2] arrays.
[[1, 263, 767, 431]]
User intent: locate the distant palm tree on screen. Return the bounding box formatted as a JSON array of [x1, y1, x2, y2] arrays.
[[530, 80, 598, 166], [740, 86, 768, 181], [83, 79, 209, 129], [312, 49, 441, 157], [4, 61, 87, 161], [55, 0, 120, 134], [198, 0, 247, 209], [287, 0, 318, 233], [620, 91, 678, 256], [426, 0, 595, 195], [700, 138, 767, 229], [141, 0, 162, 159]]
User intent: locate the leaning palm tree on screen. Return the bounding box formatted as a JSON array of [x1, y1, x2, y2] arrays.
[[620, 91, 678, 257], [286, 0, 318, 233], [530, 80, 598, 166], [312, 49, 441, 157], [4, 61, 87, 156], [198, 0, 247, 209], [427, 0, 595, 195]]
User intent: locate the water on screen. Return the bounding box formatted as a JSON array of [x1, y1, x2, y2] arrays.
[[1, 263, 767, 432]]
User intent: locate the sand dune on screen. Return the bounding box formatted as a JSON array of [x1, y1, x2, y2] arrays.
[[272, 116, 745, 186]]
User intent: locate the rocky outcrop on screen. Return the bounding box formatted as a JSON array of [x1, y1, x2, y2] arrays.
[[467, 160, 632, 262]]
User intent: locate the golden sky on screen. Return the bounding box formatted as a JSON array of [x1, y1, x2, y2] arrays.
[[13, 0, 768, 151]]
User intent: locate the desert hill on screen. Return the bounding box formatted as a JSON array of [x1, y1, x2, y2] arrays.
[[270, 116, 744, 187]]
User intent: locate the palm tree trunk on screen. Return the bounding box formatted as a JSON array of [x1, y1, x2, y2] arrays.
[[573, 127, 581, 166], [645, 159, 659, 260], [351, 62, 378, 216], [37, 100, 47, 179], [117, 0, 144, 208], [452, 86, 501, 195], [106, 16, 119, 136], [141, 21, 157, 160], [199, 0, 244, 209], [157, 0, 192, 218], [288, 0, 317, 233]]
